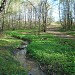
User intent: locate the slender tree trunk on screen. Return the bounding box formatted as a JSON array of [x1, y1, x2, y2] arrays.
[[67, 0, 70, 30], [8, 14, 10, 30], [2, 14, 4, 31], [1, 9, 5, 31], [30, 8, 32, 29], [38, 16, 40, 34], [63, 1, 67, 30], [59, 0, 63, 27], [35, 9, 37, 33], [12, 16, 14, 30], [19, 12, 21, 29], [24, 12, 26, 28], [24, 4, 26, 29], [43, 0, 47, 32]]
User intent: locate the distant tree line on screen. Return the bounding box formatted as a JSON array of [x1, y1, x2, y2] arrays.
[[58, 0, 75, 30], [0, 0, 53, 34], [1, 0, 75, 33]]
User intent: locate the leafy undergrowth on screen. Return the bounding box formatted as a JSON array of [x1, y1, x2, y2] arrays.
[[0, 34, 27, 75], [6, 30, 75, 75]]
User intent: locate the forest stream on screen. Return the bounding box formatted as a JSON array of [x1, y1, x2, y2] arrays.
[[13, 41, 46, 75]]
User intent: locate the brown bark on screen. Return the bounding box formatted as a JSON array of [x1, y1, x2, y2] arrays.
[[0, 0, 7, 13]]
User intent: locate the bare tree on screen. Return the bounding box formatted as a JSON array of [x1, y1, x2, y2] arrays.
[[58, 0, 74, 30]]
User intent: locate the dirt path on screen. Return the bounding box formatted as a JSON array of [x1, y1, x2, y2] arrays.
[[46, 27, 75, 39], [46, 31, 75, 39]]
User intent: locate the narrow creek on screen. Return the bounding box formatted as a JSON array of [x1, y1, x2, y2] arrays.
[[13, 41, 46, 75]]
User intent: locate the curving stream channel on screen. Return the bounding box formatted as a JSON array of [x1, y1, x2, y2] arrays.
[[13, 41, 46, 75]]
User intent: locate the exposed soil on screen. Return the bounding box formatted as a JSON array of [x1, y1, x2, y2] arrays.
[[46, 26, 75, 39], [46, 30, 75, 39], [14, 41, 46, 75]]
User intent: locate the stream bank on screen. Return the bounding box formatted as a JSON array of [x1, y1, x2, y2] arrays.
[[13, 40, 46, 75]]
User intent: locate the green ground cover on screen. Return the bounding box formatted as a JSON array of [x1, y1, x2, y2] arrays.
[[0, 34, 27, 75], [6, 30, 75, 75]]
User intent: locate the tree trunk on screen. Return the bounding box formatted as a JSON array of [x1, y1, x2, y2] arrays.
[[0, 0, 7, 13], [2, 14, 4, 31]]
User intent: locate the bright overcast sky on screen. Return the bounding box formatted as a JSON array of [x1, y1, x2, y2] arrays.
[[48, 0, 59, 21], [24, 0, 59, 21], [25, 0, 59, 21]]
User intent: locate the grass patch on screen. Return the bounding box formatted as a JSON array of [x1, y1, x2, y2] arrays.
[[6, 30, 75, 75], [0, 34, 27, 75]]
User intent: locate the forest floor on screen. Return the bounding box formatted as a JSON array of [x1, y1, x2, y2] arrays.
[[0, 25, 75, 75]]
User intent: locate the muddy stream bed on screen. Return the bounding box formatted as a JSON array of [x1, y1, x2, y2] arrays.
[[13, 41, 46, 75]]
